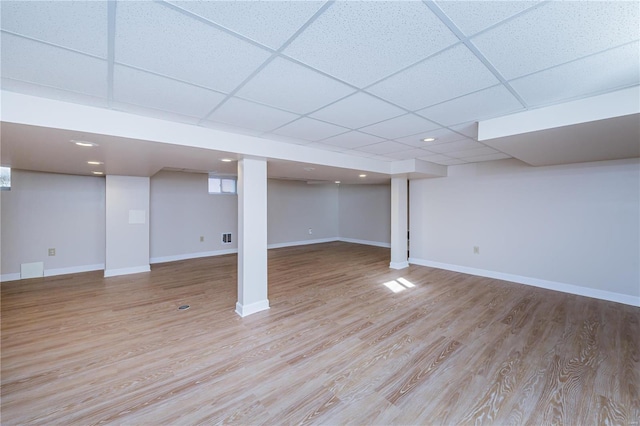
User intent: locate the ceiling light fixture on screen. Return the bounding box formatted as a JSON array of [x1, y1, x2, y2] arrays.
[[359, 174, 367, 178], [335, 181, 341, 184], [304, 167, 315, 171], [221, 158, 233, 162], [72, 140, 98, 147], [421, 137, 436, 142], [92, 171, 104, 175], [87, 161, 104, 165]]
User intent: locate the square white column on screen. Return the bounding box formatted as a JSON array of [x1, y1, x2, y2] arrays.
[[390, 175, 409, 269], [236, 157, 269, 317]]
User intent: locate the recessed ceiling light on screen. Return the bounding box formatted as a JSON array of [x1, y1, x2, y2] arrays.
[[87, 161, 104, 165], [421, 137, 436, 142], [359, 174, 367, 178], [304, 167, 315, 171], [335, 181, 341, 184], [71, 140, 98, 147], [221, 158, 233, 162], [92, 171, 104, 175]]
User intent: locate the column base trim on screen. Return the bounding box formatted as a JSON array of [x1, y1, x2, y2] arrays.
[[389, 261, 409, 270], [235, 300, 270, 317], [104, 265, 150, 278]]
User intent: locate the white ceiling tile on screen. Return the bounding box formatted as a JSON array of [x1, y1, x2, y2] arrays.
[[436, 1, 540, 37], [321, 131, 385, 149], [115, 1, 271, 93], [283, 1, 458, 87], [168, 1, 324, 49], [472, 1, 640, 79], [449, 122, 478, 139], [1, 78, 110, 109], [264, 134, 310, 146], [236, 57, 356, 114], [416, 154, 457, 165], [426, 140, 487, 154], [200, 120, 265, 138], [272, 117, 348, 141], [305, 142, 349, 152], [355, 141, 413, 155], [432, 157, 469, 166], [310, 92, 405, 129], [511, 41, 640, 108], [368, 44, 499, 110], [1, 34, 107, 98], [394, 127, 469, 147], [340, 149, 376, 159], [1, 1, 108, 57], [359, 114, 440, 140], [110, 101, 202, 126], [208, 98, 299, 132], [385, 148, 435, 160], [367, 155, 396, 162], [448, 147, 498, 159], [462, 153, 512, 163], [417, 85, 524, 127], [114, 66, 225, 118]]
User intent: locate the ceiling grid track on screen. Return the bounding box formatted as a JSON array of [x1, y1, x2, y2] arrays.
[[422, 0, 530, 110]]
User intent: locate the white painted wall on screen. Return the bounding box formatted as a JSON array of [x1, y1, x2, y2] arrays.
[[1, 170, 392, 281], [0, 170, 105, 280], [268, 179, 339, 247], [150, 171, 238, 263], [339, 184, 391, 247], [409, 158, 640, 305], [104, 175, 150, 276]]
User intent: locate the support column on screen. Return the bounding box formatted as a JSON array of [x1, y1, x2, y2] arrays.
[[236, 157, 269, 317], [105, 175, 151, 277], [390, 175, 409, 270]]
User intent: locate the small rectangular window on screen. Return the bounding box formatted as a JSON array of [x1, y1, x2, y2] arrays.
[[208, 176, 237, 194], [0, 166, 11, 191]]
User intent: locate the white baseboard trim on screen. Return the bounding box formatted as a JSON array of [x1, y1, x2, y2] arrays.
[[409, 257, 640, 307], [44, 263, 105, 277], [150, 249, 238, 264], [267, 238, 338, 249], [338, 237, 391, 248], [1, 273, 21, 282], [389, 261, 409, 270], [104, 265, 151, 278], [2, 264, 105, 282], [235, 299, 270, 317]]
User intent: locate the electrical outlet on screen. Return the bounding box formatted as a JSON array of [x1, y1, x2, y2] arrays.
[[200, 236, 204, 242], [473, 246, 479, 254], [308, 228, 313, 235], [48, 248, 56, 256]]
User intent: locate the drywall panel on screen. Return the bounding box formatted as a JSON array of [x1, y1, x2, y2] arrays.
[[339, 184, 391, 246], [0, 170, 105, 278], [268, 179, 339, 246], [150, 171, 238, 262], [410, 158, 640, 302]]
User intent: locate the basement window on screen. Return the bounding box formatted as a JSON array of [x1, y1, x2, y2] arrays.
[[0, 167, 10, 191], [208, 176, 237, 194]]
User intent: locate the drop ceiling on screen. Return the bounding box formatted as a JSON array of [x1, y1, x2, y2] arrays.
[[0, 0, 638, 180]]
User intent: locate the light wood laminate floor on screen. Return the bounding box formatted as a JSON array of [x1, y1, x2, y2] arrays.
[[2, 242, 639, 425]]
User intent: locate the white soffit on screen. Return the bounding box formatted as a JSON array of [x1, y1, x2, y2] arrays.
[[478, 86, 640, 140], [478, 87, 640, 166]]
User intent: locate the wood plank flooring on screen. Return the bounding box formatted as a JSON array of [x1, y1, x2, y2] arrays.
[[1, 242, 638, 425]]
